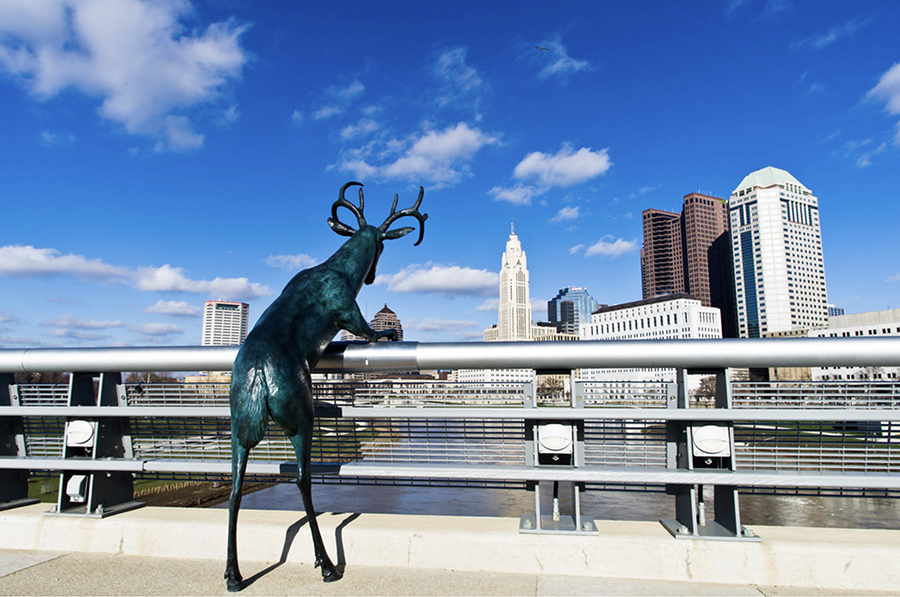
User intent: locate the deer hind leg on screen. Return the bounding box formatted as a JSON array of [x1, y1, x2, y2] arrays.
[[289, 425, 342, 582], [225, 435, 251, 591]]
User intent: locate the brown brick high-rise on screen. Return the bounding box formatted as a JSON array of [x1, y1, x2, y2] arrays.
[[641, 193, 735, 337]]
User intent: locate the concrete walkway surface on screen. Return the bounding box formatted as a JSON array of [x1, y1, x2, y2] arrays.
[[1, 503, 899, 596]]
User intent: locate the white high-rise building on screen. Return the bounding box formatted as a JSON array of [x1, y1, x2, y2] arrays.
[[495, 224, 533, 341], [728, 167, 828, 338], [463, 226, 540, 384], [201, 301, 249, 346]]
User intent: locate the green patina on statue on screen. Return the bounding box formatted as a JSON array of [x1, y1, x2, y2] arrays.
[[225, 182, 427, 591]]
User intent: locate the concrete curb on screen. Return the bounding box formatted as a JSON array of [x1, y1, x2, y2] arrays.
[[2, 504, 899, 592]]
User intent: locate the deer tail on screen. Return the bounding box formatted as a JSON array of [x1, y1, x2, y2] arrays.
[[229, 363, 270, 449]]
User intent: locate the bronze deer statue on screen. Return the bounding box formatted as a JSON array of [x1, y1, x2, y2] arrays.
[[225, 182, 426, 591]]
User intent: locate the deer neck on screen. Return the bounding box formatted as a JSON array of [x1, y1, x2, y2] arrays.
[[328, 227, 380, 293]]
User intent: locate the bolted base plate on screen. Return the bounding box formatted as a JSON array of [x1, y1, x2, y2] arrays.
[[43, 501, 145, 519], [519, 513, 599, 535], [660, 518, 761, 542]]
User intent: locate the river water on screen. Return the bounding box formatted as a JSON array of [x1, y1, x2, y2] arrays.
[[219, 482, 900, 530], [219, 417, 900, 530]]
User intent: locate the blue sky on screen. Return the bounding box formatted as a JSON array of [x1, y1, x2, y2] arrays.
[[1, 0, 899, 347]]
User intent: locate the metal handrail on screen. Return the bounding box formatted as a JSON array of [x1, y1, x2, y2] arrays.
[[2, 336, 899, 373], [2, 338, 899, 536]]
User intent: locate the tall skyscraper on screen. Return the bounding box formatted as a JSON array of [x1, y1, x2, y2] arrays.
[[548, 287, 598, 335], [682, 193, 730, 306], [641, 209, 684, 298], [729, 166, 828, 338], [641, 193, 735, 336], [497, 224, 532, 341], [201, 300, 249, 346]]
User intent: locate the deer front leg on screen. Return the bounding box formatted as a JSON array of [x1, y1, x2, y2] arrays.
[[340, 302, 396, 342]]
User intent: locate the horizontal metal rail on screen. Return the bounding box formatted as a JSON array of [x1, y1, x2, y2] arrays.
[[2, 336, 899, 373], [4, 405, 900, 422], [4, 456, 897, 489]]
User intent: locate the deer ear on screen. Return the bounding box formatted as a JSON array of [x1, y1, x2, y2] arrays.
[[383, 226, 414, 240], [328, 218, 356, 237]]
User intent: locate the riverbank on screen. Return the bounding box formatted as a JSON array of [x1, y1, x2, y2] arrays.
[[135, 481, 273, 508]]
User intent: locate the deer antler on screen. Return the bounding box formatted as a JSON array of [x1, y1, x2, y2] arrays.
[[379, 186, 428, 246], [328, 182, 367, 237]]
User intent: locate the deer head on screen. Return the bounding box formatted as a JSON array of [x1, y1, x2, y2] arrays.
[[328, 181, 428, 285]]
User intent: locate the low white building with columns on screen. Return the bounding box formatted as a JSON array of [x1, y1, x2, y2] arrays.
[[810, 309, 900, 381], [580, 293, 722, 382]]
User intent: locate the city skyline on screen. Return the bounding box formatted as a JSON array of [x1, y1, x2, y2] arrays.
[[1, 1, 899, 347]]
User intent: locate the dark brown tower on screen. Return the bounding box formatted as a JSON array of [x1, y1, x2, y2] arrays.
[[641, 209, 684, 298]]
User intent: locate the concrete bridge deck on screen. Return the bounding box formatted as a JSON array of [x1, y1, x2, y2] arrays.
[[1, 503, 899, 596]]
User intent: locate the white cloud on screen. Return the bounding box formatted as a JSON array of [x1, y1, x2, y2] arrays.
[[375, 263, 498, 297], [43, 314, 124, 330], [857, 142, 887, 167], [0, 0, 248, 151], [550, 206, 581, 222], [629, 184, 661, 199], [583, 236, 638, 258], [794, 18, 870, 50], [491, 145, 611, 205], [313, 105, 342, 120], [475, 298, 499, 311], [339, 122, 498, 186], [266, 254, 318, 270], [49, 329, 113, 341], [134, 264, 269, 300], [143, 300, 201, 317], [0, 245, 129, 280], [535, 38, 590, 81], [569, 243, 585, 255], [868, 62, 900, 145], [291, 110, 304, 127], [131, 322, 182, 337], [219, 104, 239, 125], [40, 130, 76, 146], [312, 80, 365, 120], [405, 317, 479, 333], [340, 119, 379, 140], [335, 80, 364, 100], [515, 145, 611, 187], [869, 63, 900, 113], [0, 334, 44, 347], [488, 184, 538, 206], [433, 46, 484, 109], [0, 244, 270, 300]]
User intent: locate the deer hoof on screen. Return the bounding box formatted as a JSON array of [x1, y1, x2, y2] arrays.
[[225, 575, 243, 592], [322, 566, 343, 583]]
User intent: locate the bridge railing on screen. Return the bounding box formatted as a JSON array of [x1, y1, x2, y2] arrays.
[[1, 338, 899, 539]]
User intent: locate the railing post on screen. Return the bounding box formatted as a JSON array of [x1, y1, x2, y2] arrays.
[[520, 371, 596, 535], [50, 372, 142, 518], [710, 368, 755, 540], [662, 367, 699, 537], [662, 367, 758, 541], [0, 373, 37, 510]]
